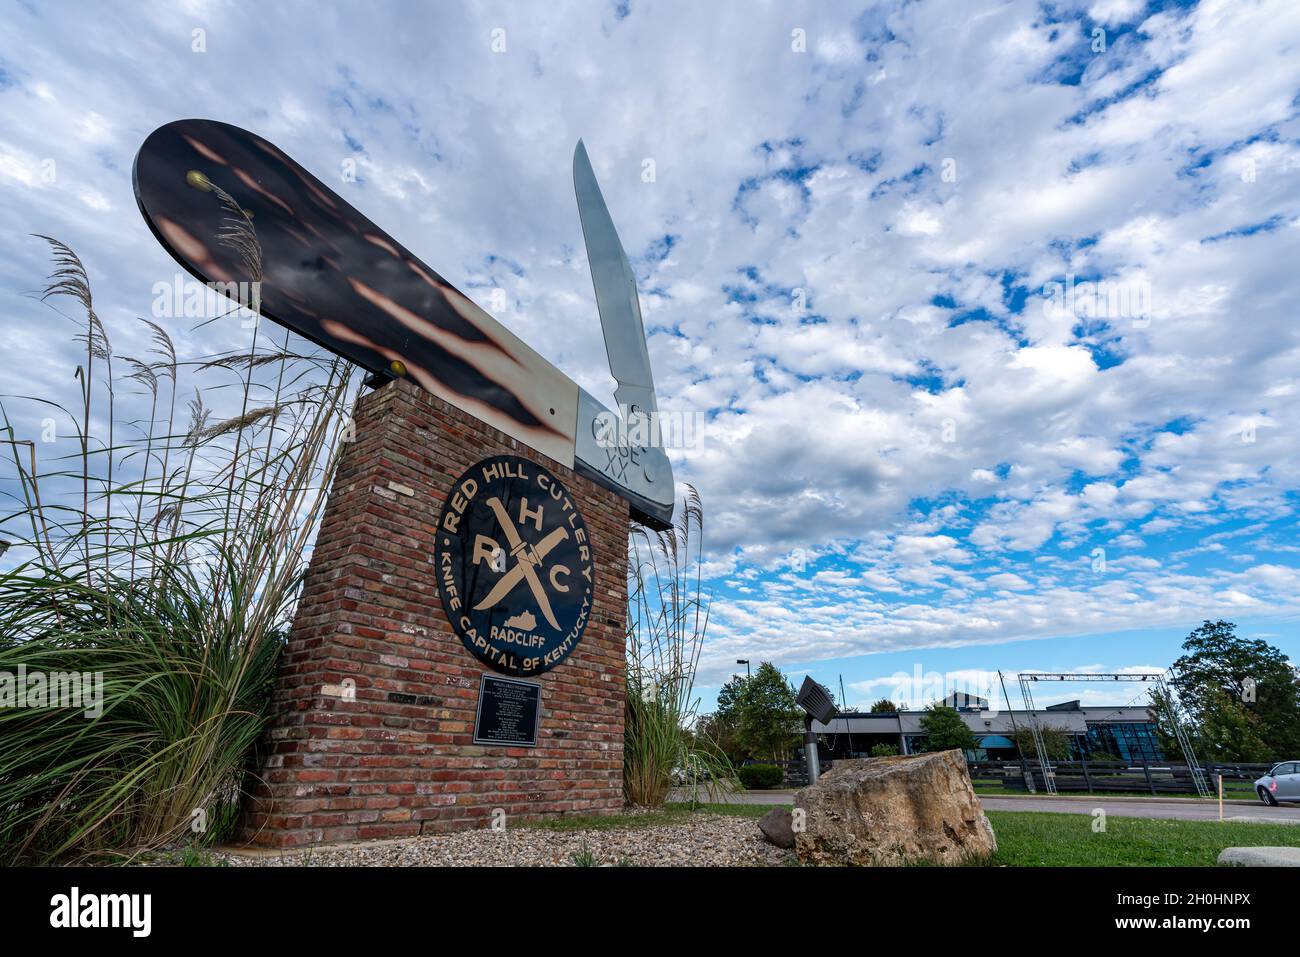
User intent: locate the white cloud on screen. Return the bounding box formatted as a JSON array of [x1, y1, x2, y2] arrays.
[[1, 0, 1298, 682], [1088, 0, 1146, 26]]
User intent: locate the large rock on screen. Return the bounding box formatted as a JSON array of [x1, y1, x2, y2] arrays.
[[757, 807, 796, 849], [794, 751, 997, 866]]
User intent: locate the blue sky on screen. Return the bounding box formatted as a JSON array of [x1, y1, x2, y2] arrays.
[[1, 0, 1298, 715]]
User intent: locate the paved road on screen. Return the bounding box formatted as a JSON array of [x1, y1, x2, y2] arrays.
[[675, 788, 1300, 823], [978, 794, 1300, 824]]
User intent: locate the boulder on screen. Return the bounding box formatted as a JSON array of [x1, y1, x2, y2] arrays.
[[1218, 846, 1300, 867], [794, 750, 997, 866], [757, 807, 796, 849]]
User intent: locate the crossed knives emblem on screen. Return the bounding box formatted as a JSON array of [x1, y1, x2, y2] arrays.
[[472, 497, 570, 630]]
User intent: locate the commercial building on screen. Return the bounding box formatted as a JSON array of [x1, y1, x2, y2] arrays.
[[811, 692, 1164, 762]]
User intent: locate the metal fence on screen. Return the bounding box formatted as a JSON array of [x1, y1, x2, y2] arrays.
[[968, 759, 1274, 796], [755, 756, 1275, 793]]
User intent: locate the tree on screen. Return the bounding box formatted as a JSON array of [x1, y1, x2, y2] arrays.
[[917, 705, 979, 754], [699, 663, 802, 765], [870, 742, 899, 757], [693, 712, 746, 767], [703, 673, 753, 765], [1197, 692, 1274, 763], [736, 663, 803, 762], [1158, 620, 1300, 761], [714, 673, 747, 721], [1152, 686, 1274, 763], [1010, 724, 1074, 761], [869, 698, 899, 713]]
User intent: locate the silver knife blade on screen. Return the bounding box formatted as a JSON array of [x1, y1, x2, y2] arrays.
[[574, 386, 674, 528], [573, 139, 658, 417]]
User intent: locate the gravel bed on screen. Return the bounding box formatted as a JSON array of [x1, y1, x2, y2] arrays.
[[213, 813, 791, 867]]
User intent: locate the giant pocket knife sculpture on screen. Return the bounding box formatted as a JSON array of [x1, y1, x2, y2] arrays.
[[133, 119, 674, 529]]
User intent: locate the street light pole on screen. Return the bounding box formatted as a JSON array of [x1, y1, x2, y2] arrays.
[[736, 658, 750, 677]]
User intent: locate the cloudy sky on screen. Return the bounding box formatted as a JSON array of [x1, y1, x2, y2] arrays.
[[2, 0, 1298, 712]]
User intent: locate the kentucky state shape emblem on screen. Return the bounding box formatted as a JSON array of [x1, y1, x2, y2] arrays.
[[435, 455, 595, 676]]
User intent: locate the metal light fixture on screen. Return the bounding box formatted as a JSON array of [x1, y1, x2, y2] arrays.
[[796, 676, 837, 785], [736, 658, 751, 677]]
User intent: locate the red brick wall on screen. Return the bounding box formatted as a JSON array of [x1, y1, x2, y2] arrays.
[[240, 378, 629, 847]]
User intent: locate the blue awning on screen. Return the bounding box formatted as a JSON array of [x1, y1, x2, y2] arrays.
[[978, 735, 1015, 748]]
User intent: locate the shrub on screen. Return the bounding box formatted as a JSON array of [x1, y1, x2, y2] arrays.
[[624, 489, 736, 805], [737, 763, 784, 789], [1010, 723, 1074, 761], [870, 743, 899, 757], [0, 234, 357, 863]]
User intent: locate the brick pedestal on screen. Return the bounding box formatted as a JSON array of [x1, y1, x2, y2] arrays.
[[240, 378, 629, 847]]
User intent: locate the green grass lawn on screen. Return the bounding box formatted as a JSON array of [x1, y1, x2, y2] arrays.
[[984, 810, 1300, 866], [546, 802, 1299, 867]]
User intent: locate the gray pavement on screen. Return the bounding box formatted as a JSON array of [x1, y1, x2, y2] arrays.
[[978, 794, 1300, 823]]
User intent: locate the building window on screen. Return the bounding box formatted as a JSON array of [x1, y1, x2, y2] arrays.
[[1085, 722, 1163, 762]]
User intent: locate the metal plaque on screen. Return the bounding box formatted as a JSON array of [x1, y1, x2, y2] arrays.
[[435, 455, 594, 676], [473, 674, 542, 748]]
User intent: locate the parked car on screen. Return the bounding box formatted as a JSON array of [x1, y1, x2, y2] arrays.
[[1255, 761, 1300, 805], [670, 759, 711, 786]]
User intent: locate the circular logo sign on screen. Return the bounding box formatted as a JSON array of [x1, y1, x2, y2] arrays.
[[435, 455, 595, 676]]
